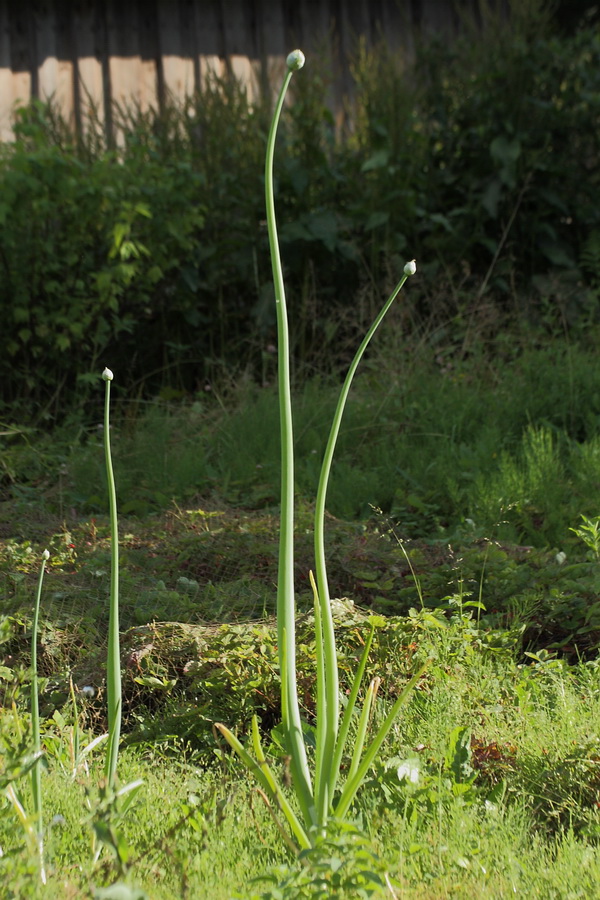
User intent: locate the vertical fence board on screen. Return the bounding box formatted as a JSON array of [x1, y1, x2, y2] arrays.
[[0, 10, 15, 140], [157, 0, 194, 105], [73, 0, 105, 134], [37, 2, 75, 127], [106, 0, 137, 109], [222, 0, 260, 101], [193, 0, 226, 88], [8, 2, 35, 116]]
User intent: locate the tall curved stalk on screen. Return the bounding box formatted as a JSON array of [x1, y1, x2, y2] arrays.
[[102, 366, 121, 787], [313, 262, 416, 821], [215, 52, 423, 851], [31, 548, 49, 883], [264, 49, 314, 826]]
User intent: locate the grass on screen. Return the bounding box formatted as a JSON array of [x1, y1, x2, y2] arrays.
[[6, 332, 600, 545], [0, 600, 599, 896], [1, 475, 600, 897]]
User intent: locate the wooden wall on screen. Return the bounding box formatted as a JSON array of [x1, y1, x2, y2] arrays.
[[0, 0, 483, 141]]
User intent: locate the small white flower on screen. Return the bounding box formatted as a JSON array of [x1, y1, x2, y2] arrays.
[[42, 549, 50, 560], [403, 259, 417, 276], [397, 759, 420, 784], [555, 551, 567, 565], [81, 686, 95, 698], [102, 367, 113, 381], [286, 50, 305, 71]]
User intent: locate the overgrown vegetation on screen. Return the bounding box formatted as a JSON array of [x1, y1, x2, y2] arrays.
[[6, 337, 600, 548], [1, 1, 600, 897], [1, 521, 600, 897], [1, 1, 599, 418]]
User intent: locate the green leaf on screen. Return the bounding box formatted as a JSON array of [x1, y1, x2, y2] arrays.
[[361, 150, 389, 172], [481, 179, 503, 219], [538, 236, 576, 268], [490, 136, 521, 167], [365, 211, 389, 230], [55, 334, 71, 351], [444, 726, 473, 784]]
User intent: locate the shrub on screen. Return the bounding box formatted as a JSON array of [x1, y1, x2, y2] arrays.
[[1, 2, 600, 420]]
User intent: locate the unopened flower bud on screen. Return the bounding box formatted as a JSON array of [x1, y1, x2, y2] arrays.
[[42, 549, 50, 560], [102, 367, 113, 381], [404, 259, 417, 276], [286, 50, 305, 72]]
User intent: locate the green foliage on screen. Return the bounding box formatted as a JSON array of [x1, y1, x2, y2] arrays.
[[510, 657, 600, 835], [2, 5, 600, 418], [18, 337, 600, 552], [362, 723, 486, 832], [0, 103, 206, 417], [245, 821, 394, 899], [1, 582, 600, 896], [407, 2, 600, 294], [570, 514, 600, 559]]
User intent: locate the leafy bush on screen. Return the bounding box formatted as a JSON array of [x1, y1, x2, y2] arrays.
[[349, 1, 600, 304], [0, 104, 206, 417], [1, 3, 600, 420]]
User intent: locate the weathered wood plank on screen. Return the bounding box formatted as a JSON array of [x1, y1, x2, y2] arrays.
[[73, 0, 106, 133], [37, 0, 75, 127], [158, 0, 194, 105], [0, 10, 16, 140]]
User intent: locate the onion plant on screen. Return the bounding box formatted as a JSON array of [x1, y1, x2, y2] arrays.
[[102, 366, 121, 787], [30, 547, 49, 882], [5, 548, 50, 882], [216, 51, 426, 850]]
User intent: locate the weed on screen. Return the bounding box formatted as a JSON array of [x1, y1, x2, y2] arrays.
[[570, 514, 600, 560]]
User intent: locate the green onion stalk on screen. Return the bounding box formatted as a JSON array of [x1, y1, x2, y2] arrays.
[[31, 548, 49, 883], [265, 48, 314, 828], [102, 366, 122, 787], [216, 52, 426, 849]]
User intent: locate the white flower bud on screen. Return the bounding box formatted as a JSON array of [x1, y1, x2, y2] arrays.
[[42, 549, 50, 560], [403, 259, 417, 276], [102, 367, 113, 381], [286, 50, 305, 72]]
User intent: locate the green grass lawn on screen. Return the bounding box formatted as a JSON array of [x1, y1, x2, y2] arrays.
[[2, 337, 600, 898]]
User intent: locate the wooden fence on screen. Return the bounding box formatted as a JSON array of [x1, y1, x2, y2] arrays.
[[0, 0, 487, 142]]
